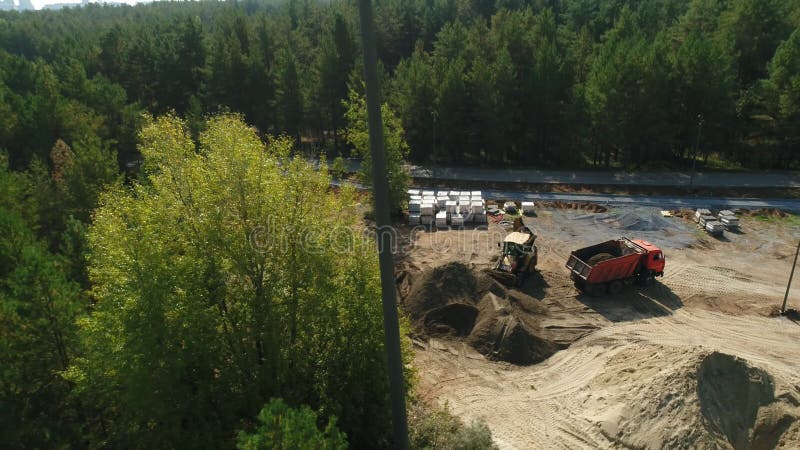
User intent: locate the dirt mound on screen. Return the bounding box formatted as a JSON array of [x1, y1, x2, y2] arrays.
[[743, 208, 787, 218], [589, 348, 799, 450], [672, 208, 696, 220], [587, 252, 614, 266], [614, 211, 676, 231], [540, 201, 608, 213], [572, 210, 680, 232], [698, 352, 776, 449], [401, 262, 559, 365]]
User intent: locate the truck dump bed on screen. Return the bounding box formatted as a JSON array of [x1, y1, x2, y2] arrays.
[[566, 238, 646, 284]]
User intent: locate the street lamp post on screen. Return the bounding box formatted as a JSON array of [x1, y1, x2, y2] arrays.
[[689, 114, 703, 188]]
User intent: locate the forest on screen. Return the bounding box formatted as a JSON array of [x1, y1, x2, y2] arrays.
[[0, 0, 799, 171], [0, 0, 799, 448]]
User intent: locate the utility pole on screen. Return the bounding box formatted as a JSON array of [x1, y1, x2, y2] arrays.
[[356, 0, 409, 448], [689, 114, 703, 188], [782, 239, 800, 313]]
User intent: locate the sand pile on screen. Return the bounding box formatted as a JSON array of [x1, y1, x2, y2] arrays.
[[583, 346, 800, 449], [401, 262, 560, 364]]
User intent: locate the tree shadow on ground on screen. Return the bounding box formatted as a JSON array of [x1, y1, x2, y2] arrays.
[[575, 281, 684, 322]]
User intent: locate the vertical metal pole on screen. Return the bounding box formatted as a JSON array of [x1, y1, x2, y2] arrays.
[[689, 114, 703, 188], [782, 239, 800, 313], [356, 1, 410, 448]]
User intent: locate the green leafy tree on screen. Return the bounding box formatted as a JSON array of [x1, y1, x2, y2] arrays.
[[63, 136, 121, 222], [330, 155, 349, 180], [344, 88, 410, 214], [0, 161, 83, 448], [752, 27, 800, 168], [717, 0, 792, 87], [236, 398, 347, 450], [276, 47, 304, 145], [391, 43, 436, 163], [67, 113, 398, 448]]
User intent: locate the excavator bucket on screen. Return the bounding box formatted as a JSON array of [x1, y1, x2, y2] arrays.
[[484, 268, 518, 286]]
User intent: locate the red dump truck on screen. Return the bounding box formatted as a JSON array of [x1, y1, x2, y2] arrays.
[[565, 237, 665, 296]]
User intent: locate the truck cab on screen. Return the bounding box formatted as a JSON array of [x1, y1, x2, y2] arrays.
[[631, 239, 665, 276]]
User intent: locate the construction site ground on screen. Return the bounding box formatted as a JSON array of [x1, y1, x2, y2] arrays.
[[396, 206, 800, 449]]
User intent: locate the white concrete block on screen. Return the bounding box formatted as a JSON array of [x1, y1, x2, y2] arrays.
[[436, 211, 448, 227], [521, 201, 535, 213]]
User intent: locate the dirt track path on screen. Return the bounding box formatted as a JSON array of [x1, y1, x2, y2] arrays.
[[415, 309, 800, 449]]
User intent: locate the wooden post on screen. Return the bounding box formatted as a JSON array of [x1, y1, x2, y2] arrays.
[[782, 239, 800, 313]]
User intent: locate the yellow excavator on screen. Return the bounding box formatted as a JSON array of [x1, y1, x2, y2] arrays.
[[487, 218, 538, 287]]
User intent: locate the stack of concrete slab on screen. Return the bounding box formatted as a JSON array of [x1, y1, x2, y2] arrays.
[[405, 188, 487, 226], [695, 208, 726, 236], [521, 201, 535, 214], [694, 209, 711, 222], [697, 214, 716, 227], [718, 210, 740, 230], [705, 220, 725, 236], [436, 211, 448, 228]]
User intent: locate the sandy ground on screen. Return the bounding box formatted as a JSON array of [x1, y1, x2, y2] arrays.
[[399, 206, 800, 449]]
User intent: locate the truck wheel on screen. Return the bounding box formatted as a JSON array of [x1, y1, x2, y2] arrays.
[[637, 272, 655, 286], [608, 280, 623, 295]]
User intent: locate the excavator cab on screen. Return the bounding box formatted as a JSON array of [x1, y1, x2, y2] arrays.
[[497, 232, 536, 268]]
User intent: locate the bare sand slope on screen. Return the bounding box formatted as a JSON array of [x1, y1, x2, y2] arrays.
[[404, 206, 800, 448], [415, 310, 800, 449]]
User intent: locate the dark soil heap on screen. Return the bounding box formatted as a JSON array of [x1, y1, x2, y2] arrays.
[[401, 262, 561, 365]]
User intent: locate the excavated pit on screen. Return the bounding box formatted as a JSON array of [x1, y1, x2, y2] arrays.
[[424, 304, 479, 337]]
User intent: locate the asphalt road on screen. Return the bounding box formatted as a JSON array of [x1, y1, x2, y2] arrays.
[[469, 189, 800, 213], [409, 165, 800, 188], [331, 159, 800, 211]]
